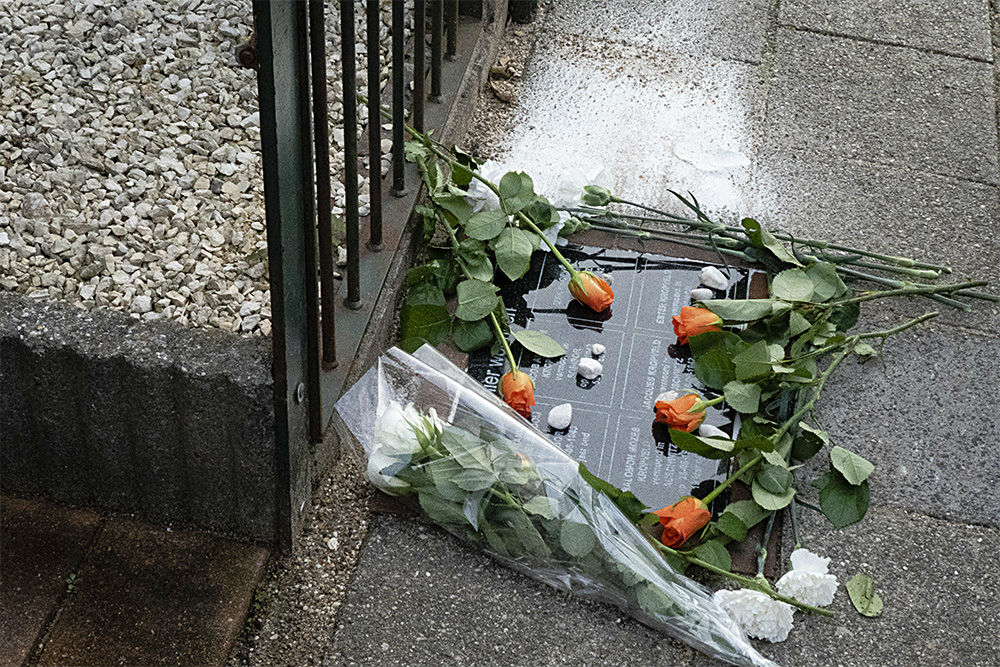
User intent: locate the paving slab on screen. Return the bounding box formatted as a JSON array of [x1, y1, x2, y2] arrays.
[[779, 0, 994, 61], [493, 33, 761, 216], [765, 27, 998, 185], [787, 322, 1000, 528], [325, 514, 708, 667], [1, 497, 101, 667], [36, 518, 269, 666], [760, 506, 1000, 667], [753, 147, 1000, 332], [544, 0, 769, 64]]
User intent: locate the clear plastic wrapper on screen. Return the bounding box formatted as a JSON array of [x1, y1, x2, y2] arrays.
[[336, 344, 778, 667]]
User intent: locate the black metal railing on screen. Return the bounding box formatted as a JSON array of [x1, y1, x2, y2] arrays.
[[253, 0, 467, 546]]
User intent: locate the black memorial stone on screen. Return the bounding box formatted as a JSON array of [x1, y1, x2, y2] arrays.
[[467, 244, 755, 511]]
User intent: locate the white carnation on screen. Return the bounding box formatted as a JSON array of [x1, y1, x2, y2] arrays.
[[464, 160, 508, 212], [776, 548, 838, 607], [713, 589, 794, 643], [545, 165, 609, 209]]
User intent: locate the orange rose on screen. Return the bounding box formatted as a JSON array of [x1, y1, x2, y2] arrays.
[[501, 371, 535, 419], [672, 306, 722, 344], [569, 271, 614, 312], [653, 392, 705, 433], [654, 496, 711, 547]]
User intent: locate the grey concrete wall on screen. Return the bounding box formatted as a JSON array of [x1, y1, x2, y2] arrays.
[[0, 292, 277, 543]]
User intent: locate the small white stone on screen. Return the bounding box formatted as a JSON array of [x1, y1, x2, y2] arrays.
[[131, 295, 152, 313], [336, 246, 347, 267], [656, 390, 682, 403], [326, 536, 339, 551], [547, 403, 573, 430], [699, 423, 729, 439], [577, 357, 602, 379], [690, 287, 714, 301], [699, 265, 730, 291], [591, 343, 605, 356]]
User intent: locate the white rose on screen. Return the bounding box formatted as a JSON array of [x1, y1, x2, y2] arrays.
[[713, 589, 794, 643], [366, 401, 427, 494], [776, 548, 838, 607]]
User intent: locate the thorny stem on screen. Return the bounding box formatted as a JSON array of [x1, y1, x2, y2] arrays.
[[773, 345, 852, 442], [655, 543, 835, 617], [828, 281, 987, 309], [790, 494, 802, 551], [757, 511, 778, 577], [701, 452, 763, 506], [857, 311, 939, 339], [516, 212, 579, 277]]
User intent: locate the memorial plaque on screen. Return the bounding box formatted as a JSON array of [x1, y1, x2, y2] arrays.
[[468, 244, 757, 511]]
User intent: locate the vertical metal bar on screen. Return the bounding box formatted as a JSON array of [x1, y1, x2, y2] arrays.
[[413, 0, 426, 131], [366, 0, 383, 251], [390, 0, 406, 196], [309, 0, 337, 366], [341, 0, 362, 309], [446, 0, 457, 60], [430, 0, 443, 101]]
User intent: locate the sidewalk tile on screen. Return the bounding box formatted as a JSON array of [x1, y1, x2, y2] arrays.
[[36, 518, 268, 666], [780, 0, 994, 61], [765, 28, 998, 185]]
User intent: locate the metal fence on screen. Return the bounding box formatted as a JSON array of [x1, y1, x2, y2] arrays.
[[252, 0, 465, 544]]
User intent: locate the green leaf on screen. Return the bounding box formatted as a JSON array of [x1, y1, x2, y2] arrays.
[[806, 261, 848, 302], [456, 239, 494, 282], [452, 318, 493, 352], [407, 283, 446, 307], [815, 470, 870, 529], [669, 429, 735, 460], [724, 499, 770, 530], [492, 226, 534, 280], [418, 492, 470, 526], [734, 341, 773, 381], [512, 329, 566, 358], [752, 475, 796, 510], [522, 496, 557, 520], [498, 171, 535, 214], [560, 521, 597, 558], [699, 299, 788, 322], [723, 380, 761, 413], [451, 467, 499, 491], [792, 422, 829, 461], [465, 209, 508, 241], [830, 445, 875, 485], [716, 512, 747, 541], [579, 463, 647, 524], [432, 192, 473, 224], [846, 574, 884, 617], [455, 279, 499, 321], [692, 539, 732, 571], [788, 310, 812, 337], [742, 218, 802, 267], [756, 463, 793, 494], [771, 268, 815, 302], [852, 341, 878, 360], [399, 304, 450, 344], [693, 347, 737, 390]]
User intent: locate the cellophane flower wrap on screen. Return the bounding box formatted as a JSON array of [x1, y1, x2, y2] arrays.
[[336, 345, 778, 667]]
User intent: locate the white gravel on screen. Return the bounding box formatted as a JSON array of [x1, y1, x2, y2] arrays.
[[0, 0, 398, 336]]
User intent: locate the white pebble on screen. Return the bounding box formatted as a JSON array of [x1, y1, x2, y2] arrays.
[[547, 403, 573, 430], [577, 357, 603, 379], [698, 423, 729, 439], [690, 287, 714, 301], [591, 343, 605, 356], [699, 265, 730, 291], [656, 390, 682, 403]]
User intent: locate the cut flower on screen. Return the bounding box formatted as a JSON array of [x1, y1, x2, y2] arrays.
[[569, 271, 615, 312], [501, 370, 536, 419], [654, 496, 711, 547], [672, 306, 722, 344], [713, 589, 794, 643], [654, 392, 706, 432], [776, 548, 838, 608]]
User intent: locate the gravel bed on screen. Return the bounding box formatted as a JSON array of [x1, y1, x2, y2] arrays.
[[0, 0, 400, 336]]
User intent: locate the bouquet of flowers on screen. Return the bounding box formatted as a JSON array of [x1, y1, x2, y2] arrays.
[[336, 343, 779, 667]]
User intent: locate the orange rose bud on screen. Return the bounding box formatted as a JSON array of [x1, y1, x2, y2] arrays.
[[501, 371, 536, 419], [654, 496, 711, 548], [653, 392, 706, 433], [672, 306, 722, 344], [569, 271, 614, 312]]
